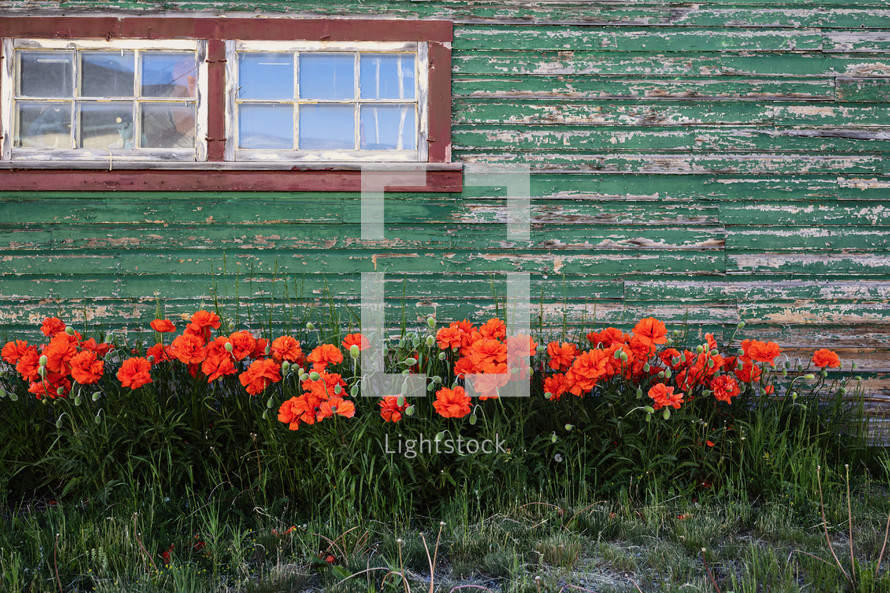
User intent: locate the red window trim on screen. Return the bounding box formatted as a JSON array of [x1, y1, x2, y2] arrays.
[[0, 17, 459, 192]]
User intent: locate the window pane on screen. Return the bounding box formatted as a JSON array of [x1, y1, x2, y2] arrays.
[[239, 104, 293, 149], [141, 103, 195, 148], [360, 105, 416, 150], [238, 53, 294, 100], [82, 52, 135, 97], [360, 54, 415, 100], [142, 53, 196, 98], [299, 104, 354, 150], [299, 54, 354, 100], [16, 102, 71, 148], [19, 52, 73, 98], [80, 103, 134, 148]]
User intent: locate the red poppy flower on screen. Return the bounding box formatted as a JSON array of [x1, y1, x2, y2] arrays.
[[812, 348, 841, 369], [117, 357, 153, 390], [146, 343, 171, 366], [433, 386, 472, 419], [278, 395, 315, 430], [70, 350, 104, 385], [271, 336, 303, 363], [202, 337, 237, 382], [586, 327, 629, 348], [239, 358, 282, 395], [307, 344, 343, 371], [1, 340, 30, 365], [80, 338, 113, 358], [317, 396, 356, 420], [379, 396, 409, 422], [746, 340, 781, 364], [185, 310, 220, 342], [341, 333, 370, 352], [150, 319, 176, 333], [170, 333, 207, 365], [28, 372, 71, 399], [15, 347, 41, 382], [228, 331, 257, 361], [710, 375, 740, 404], [647, 383, 683, 410], [632, 317, 667, 347], [565, 349, 610, 396], [40, 317, 66, 337], [478, 318, 506, 340], [543, 373, 569, 401]]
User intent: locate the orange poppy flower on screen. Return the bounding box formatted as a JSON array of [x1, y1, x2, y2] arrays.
[[1, 340, 30, 365], [306, 344, 343, 371], [202, 337, 236, 382], [586, 327, 629, 348], [478, 318, 506, 340], [15, 347, 40, 382], [80, 338, 113, 358], [734, 361, 762, 384], [543, 373, 569, 401], [547, 341, 578, 371], [146, 343, 171, 366], [565, 349, 610, 396], [70, 350, 104, 385], [277, 396, 315, 430], [317, 396, 356, 420], [746, 340, 781, 364], [433, 386, 472, 419], [341, 333, 370, 352], [467, 338, 507, 371], [239, 358, 282, 396], [302, 372, 346, 400], [185, 310, 221, 343], [812, 348, 841, 369], [117, 357, 153, 390], [228, 331, 257, 361], [29, 372, 71, 399], [379, 396, 409, 422], [710, 375, 741, 404], [632, 317, 667, 347], [43, 333, 78, 374], [647, 383, 683, 410], [40, 317, 66, 337], [506, 334, 538, 361], [150, 319, 176, 333], [251, 338, 269, 360], [170, 333, 207, 365], [271, 336, 303, 363], [470, 363, 510, 400]]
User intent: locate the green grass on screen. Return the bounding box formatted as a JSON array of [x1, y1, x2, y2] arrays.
[[1, 474, 888, 593]]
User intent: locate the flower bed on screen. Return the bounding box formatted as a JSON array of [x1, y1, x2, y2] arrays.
[[0, 310, 865, 515]]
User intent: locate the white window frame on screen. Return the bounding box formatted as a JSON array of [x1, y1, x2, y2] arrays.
[[0, 38, 209, 162], [225, 40, 429, 163]]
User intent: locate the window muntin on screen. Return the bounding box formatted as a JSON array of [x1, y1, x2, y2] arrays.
[[226, 41, 428, 162], [1, 38, 207, 161]]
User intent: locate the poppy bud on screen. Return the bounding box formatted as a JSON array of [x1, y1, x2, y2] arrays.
[[265, 344, 270, 355], [94, 411, 101, 425], [804, 374, 815, 380], [425, 336, 435, 348], [696, 345, 703, 354], [737, 349, 745, 357], [619, 351, 628, 362], [438, 352, 446, 360], [56, 387, 64, 396], [852, 362, 858, 370], [350, 345, 360, 358], [551, 432, 557, 443], [65, 326, 75, 336], [737, 322, 746, 329], [38, 367, 47, 378], [711, 349, 719, 356], [74, 394, 82, 406], [821, 370, 828, 378], [663, 408, 671, 420], [432, 375, 442, 384], [309, 372, 320, 381], [0, 388, 5, 398], [300, 373, 309, 381], [8, 392, 17, 402], [92, 391, 102, 401], [404, 357, 417, 366], [435, 431, 445, 442], [702, 390, 711, 397], [643, 363, 650, 372], [636, 388, 642, 398], [306, 322, 315, 331], [147, 355, 155, 363], [56, 417, 63, 429], [645, 414, 652, 423], [644, 406, 655, 414], [400, 369, 409, 376], [839, 387, 846, 395], [266, 397, 274, 409], [657, 371, 665, 378], [672, 357, 680, 366], [396, 395, 405, 407], [664, 369, 672, 379], [781, 369, 787, 377], [282, 361, 291, 373], [469, 413, 477, 425], [39, 355, 47, 367], [334, 385, 341, 394], [405, 405, 415, 416], [564, 423, 573, 432], [398, 339, 406, 349], [427, 316, 437, 329], [427, 383, 437, 392], [613, 350, 622, 360], [791, 391, 798, 401], [707, 359, 715, 368]]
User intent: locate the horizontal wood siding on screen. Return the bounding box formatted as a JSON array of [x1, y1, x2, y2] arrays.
[[0, 0, 887, 424]]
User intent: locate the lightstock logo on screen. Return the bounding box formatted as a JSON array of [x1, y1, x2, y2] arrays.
[[359, 163, 531, 401]]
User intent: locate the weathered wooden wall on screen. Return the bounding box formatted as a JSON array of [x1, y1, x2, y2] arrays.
[[1, 0, 888, 424]]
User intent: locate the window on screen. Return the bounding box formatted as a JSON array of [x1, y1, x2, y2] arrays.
[[2, 39, 207, 160], [0, 17, 459, 192]]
